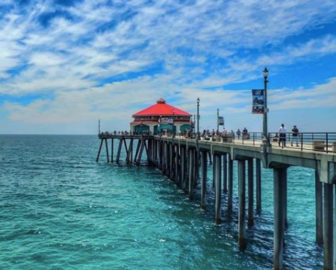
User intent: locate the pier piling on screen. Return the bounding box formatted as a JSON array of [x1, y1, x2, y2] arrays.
[[323, 183, 333, 269], [188, 148, 194, 199], [181, 146, 185, 190], [201, 150, 207, 209], [96, 139, 103, 162], [238, 159, 246, 251], [228, 157, 233, 214], [111, 139, 114, 163], [256, 159, 261, 214], [215, 154, 222, 225], [223, 154, 228, 193], [315, 170, 323, 245], [104, 138, 109, 163], [212, 153, 216, 188], [248, 158, 254, 227], [175, 144, 179, 183], [273, 166, 286, 270]]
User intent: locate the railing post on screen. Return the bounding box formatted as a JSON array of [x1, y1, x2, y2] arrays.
[[326, 133, 328, 153]]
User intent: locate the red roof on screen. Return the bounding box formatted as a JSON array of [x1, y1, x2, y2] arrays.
[[133, 98, 192, 117]]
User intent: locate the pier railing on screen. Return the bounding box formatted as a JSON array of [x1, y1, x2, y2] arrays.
[[98, 131, 336, 153], [268, 132, 336, 153], [175, 131, 336, 153]]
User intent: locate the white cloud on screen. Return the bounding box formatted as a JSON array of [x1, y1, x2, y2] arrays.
[[269, 77, 336, 110], [1, 0, 336, 133], [4, 73, 336, 128]]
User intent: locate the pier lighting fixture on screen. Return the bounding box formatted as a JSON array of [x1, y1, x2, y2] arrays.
[[263, 67, 269, 78], [262, 67, 269, 146], [197, 98, 200, 140]]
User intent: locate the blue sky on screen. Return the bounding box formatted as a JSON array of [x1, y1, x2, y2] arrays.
[[0, 0, 336, 134]]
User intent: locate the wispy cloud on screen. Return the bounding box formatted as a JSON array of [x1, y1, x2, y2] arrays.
[[0, 0, 336, 132]]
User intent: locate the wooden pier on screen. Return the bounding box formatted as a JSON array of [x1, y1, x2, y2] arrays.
[[96, 132, 336, 270]]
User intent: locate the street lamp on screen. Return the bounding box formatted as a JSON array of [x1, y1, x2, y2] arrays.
[[262, 67, 269, 145], [217, 108, 219, 131], [197, 98, 200, 140]]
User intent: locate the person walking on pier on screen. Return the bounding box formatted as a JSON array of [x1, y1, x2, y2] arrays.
[[236, 128, 241, 139], [279, 123, 287, 148], [291, 125, 299, 147]]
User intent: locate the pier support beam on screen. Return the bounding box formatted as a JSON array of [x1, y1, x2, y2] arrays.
[[248, 159, 254, 227], [111, 139, 114, 163], [212, 153, 216, 188], [238, 159, 246, 251], [215, 154, 222, 225], [273, 166, 287, 270], [116, 139, 123, 163], [188, 148, 194, 199], [134, 139, 141, 165], [128, 139, 133, 164], [209, 152, 212, 165], [201, 151, 207, 210], [284, 169, 288, 229], [158, 142, 161, 169], [169, 143, 173, 179], [181, 146, 185, 190], [164, 142, 168, 174], [161, 142, 165, 172], [194, 149, 198, 188], [123, 139, 129, 163], [175, 145, 179, 183], [104, 138, 110, 163], [256, 159, 261, 214], [315, 170, 323, 245], [96, 139, 103, 162], [223, 154, 228, 193], [136, 139, 145, 165], [323, 183, 333, 270], [228, 157, 233, 214]]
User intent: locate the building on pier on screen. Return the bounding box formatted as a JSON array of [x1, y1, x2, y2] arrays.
[[130, 98, 192, 134]]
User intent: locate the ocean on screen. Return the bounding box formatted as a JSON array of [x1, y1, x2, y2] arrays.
[[0, 135, 323, 269]]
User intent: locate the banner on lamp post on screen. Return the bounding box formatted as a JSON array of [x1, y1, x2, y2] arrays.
[[251, 89, 265, 114], [218, 116, 224, 126]]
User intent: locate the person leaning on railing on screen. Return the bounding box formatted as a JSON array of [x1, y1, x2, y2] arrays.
[[279, 124, 286, 148], [291, 125, 299, 147]]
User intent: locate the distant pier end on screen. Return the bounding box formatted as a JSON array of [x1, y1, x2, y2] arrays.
[[130, 98, 192, 135]]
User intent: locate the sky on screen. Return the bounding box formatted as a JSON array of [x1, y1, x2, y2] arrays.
[[0, 0, 336, 134]]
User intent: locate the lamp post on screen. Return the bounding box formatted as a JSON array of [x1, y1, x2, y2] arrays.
[[262, 67, 269, 145], [217, 108, 219, 131], [197, 98, 200, 140]]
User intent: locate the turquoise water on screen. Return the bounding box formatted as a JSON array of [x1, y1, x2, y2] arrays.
[[0, 135, 323, 269]]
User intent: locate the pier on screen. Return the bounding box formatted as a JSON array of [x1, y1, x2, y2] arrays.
[[96, 131, 336, 269]]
